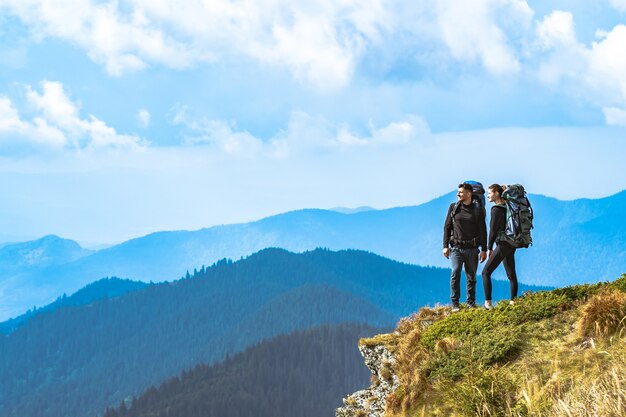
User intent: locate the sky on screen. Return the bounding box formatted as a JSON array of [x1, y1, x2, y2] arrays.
[[1, 0, 626, 245]]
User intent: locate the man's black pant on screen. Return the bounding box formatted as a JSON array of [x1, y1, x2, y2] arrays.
[[450, 246, 479, 305], [482, 243, 518, 301]]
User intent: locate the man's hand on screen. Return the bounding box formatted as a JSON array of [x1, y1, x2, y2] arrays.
[[479, 251, 487, 263], [443, 248, 450, 259]]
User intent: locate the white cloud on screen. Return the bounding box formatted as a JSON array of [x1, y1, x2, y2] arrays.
[[609, 0, 626, 13], [432, 0, 532, 74], [0, 95, 67, 148], [0, 81, 146, 152], [536, 10, 576, 48], [0, 0, 390, 89], [0, 0, 533, 88], [1, 0, 197, 76], [284, 112, 430, 152], [534, 16, 626, 113], [172, 108, 430, 157], [603, 107, 626, 126], [534, 11, 586, 85], [137, 109, 150, 128], [4, 0, 626, 122], [586, 25, 626, 105], [0, 96, 23, 132], [182, 119, 264, 156]]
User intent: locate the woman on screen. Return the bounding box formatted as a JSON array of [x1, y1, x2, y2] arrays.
[[482, 184, 518, 309]]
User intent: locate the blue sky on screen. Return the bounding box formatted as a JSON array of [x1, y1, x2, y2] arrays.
[[1, 0, 626, 244]]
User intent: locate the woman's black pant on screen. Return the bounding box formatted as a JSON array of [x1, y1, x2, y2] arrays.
[[482, 243, 518, 301]]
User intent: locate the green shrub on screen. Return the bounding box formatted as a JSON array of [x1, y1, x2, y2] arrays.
[[507, 291, 568, 324], [426, 349, 469, 381], [426, 326, 522, 382], [552, 282, 604, 302], [420, 293, 563, 351], [421, 308, 508, 350], [472, 326, 523, 366], [608, 274, 626, 293]]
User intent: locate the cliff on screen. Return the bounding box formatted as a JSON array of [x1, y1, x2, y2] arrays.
[[337, 275, 626, 417]]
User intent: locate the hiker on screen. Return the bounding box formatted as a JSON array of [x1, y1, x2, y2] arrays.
[[482, 184, 518, 309], [443, 182, 488, 311]]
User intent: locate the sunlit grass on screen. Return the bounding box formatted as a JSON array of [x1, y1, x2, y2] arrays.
[[356, 274, 626, 417]]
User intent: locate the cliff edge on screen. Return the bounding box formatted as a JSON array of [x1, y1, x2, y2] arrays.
[[337, 275, 626, 417]]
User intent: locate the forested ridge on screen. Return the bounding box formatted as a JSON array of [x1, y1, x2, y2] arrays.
[[103, 323, 384, 417], [0, 277, 147, 334]]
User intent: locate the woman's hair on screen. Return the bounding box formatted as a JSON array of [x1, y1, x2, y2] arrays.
[[489, 184, 504, 196]]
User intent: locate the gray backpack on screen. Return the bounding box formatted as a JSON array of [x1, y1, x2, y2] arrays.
[[498, 184, 534, 248]]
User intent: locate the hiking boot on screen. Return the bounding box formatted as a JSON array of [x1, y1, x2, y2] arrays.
[[451, 303, 460, 312], [467, 301, 477, 309], [484, 300, 493, 310]]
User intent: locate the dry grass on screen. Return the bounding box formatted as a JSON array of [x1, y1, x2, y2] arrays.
[[380, 362, 393, 383], [551, 366, 626, 417], [577, 290, 626, 339], [434, 337, 461, 355], [388, 308, 449, 412], [377, 277, 626, 417]]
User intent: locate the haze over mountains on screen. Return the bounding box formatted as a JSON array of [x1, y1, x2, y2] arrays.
[[1, 190, 625, 320]]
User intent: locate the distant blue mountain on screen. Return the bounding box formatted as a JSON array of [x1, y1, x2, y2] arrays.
[[0, 234, 91, 269], [330, 206, 377, 214], [0, 235, 93, 319], [1, 190, 625, 320]]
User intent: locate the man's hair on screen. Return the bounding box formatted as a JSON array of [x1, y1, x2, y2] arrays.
[[458, 183, 473, 192]]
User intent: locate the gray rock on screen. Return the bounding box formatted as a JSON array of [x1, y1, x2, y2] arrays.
[[336, 343, 399, 417]]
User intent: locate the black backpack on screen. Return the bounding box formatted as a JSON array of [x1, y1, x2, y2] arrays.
[[498, 184, 534, 248]]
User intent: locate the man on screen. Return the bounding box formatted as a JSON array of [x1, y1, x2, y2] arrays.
[[443, 183, 487, 311]]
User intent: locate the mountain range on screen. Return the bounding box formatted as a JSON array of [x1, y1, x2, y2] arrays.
[[0, 248, 544, 417], [2, 190, 625, 320]]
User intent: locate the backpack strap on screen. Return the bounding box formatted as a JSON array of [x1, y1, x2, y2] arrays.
[[450, 201, 461, 240]]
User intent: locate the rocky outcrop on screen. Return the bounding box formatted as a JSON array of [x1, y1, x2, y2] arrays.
[[336, 341, 398, 417]]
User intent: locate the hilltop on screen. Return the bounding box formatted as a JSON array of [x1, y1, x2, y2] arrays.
[[338, 274, 626, 417]]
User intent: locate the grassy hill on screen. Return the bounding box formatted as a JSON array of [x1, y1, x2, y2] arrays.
[[339, 274, 626, 417]]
